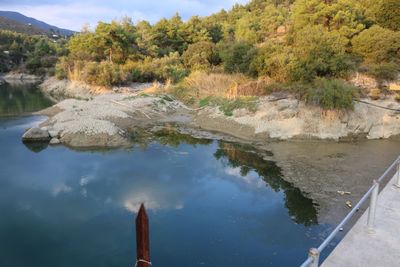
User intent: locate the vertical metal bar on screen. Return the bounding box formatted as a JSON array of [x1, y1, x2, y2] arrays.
[[395, 161, 400, 188], [308, 248, 320, 267], [367, 180, 379, 232]]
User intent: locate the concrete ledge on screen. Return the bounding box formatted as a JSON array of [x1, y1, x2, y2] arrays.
[[322, 172, 400, 267]]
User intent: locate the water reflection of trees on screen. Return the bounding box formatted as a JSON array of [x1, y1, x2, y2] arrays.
[[0, 83, 53, 116], [130, 127, 213, 149], [214, 142, 318, 226]]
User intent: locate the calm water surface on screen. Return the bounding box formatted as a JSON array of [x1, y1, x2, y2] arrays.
[[0, 82, 53, 116], [0, 83, 333, 267]]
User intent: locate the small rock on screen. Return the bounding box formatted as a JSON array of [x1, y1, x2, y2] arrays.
[[48, 130, 60, 138], [22, 127, 50, 142], [346, 201, 352, 209], [50, 138, 61, 145]]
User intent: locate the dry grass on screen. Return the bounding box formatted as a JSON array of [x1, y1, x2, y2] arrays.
[[182, 71, 249, 99], [368, 88, 381, 100]]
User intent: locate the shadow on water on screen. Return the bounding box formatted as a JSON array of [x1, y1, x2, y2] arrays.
[[215, 142, 318, 226], [23, 141, 49, 153], [0, 82, 53, 116]]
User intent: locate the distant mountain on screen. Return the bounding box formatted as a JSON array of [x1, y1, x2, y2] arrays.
[[0, 11, 75, 36], [0, 16, 47, 35]]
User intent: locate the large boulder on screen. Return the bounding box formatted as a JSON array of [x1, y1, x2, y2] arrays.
[[22, 128, 51, 142]]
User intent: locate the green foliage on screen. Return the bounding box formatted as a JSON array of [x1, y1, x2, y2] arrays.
[[0, 30, 62, 74], [290, 26, 354, 82], [33, 0, 399, 109], [218, 97, 258, 116], [197, 96, 257, 116], [182, 41, 219, 71], [352, 25, 400, 64], [251, 40, 292, 82], [123, 52, 187, 83], [218, 41, 257, 75], [306, 78, 358, 110], [292, 0, 368, 38], [68, 19, 138, 64], [82, 61, 126, 86], [366, 63, 400, 81], [375, 0, 400, 31]]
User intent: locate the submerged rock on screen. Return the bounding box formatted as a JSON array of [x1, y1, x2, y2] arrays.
[[49, 137, 61, 145], [22, 127, 51, 142]]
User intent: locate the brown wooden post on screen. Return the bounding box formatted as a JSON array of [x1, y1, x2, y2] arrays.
[[136, 203, 150, 267]]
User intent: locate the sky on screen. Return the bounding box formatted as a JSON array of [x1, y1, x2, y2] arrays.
[[0, 0, 249, 31]]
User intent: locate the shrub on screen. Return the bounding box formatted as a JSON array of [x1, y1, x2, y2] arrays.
[[251, 40, 292, 82], [367, 63, 400, 81], [81, 61, 126, 86], [290, 26, 354, 82], [352, 26, 400, 64], [305, 78, 358, 110], [123, 52, 187, 83], [375, 0, 400, 31], [218, 41, 257, 76], [183, 41, 219, 71], [54, 57, 69, 79]]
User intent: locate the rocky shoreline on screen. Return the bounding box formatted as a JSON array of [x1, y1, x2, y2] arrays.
[[20, 77, 400, 149]]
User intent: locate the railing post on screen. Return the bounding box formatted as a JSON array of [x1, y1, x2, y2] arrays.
[[395, 159, 400, 188], [308, 248, 320, 267], [367, 180, 379, 232]]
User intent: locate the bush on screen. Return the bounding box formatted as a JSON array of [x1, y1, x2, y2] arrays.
[[375, 0, 400, 31], [367, 63, 400, 81], [218, 41, 257, 76], [81, 61, 126, 86], [305, 78, 358, 110], [251, 40, 292, 82], [183, 41, 219, 71], [54, 57, 69, 80], [352, 26, 400, 64], [290, 26, 354, 82], [123, 52, 187, 83]]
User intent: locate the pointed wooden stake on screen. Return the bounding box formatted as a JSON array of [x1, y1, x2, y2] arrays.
[[136, 203, 150, 267]]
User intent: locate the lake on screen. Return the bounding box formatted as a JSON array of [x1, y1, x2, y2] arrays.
[[0, 82, 398, 267]]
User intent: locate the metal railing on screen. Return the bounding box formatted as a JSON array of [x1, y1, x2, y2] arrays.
[[300, 155, 400, 267]]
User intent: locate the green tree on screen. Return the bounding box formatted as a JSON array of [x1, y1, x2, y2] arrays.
[[292, 0, 368, 38], [183, 41, 219, 71], [352, 25, 400, 64], [218, 41, 257, 75], [375, 0, 400, 31], [290, 25, 353, 81]]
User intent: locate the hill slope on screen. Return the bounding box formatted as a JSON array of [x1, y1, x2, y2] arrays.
[[0, 11, 75, 36], [0, 16, 47, 35]]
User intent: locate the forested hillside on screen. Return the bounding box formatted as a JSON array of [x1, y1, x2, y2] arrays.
[[5, 0, 400, 109], [0, 30, 66, 74]]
